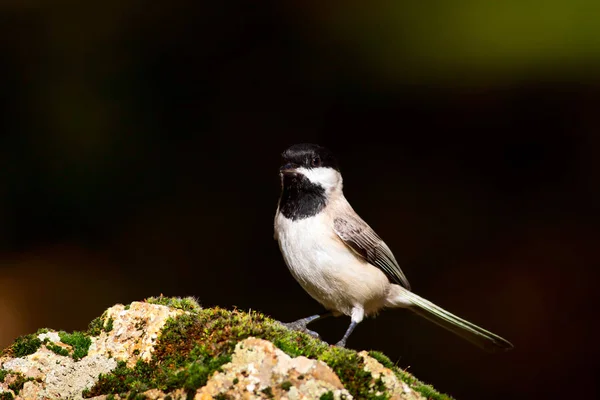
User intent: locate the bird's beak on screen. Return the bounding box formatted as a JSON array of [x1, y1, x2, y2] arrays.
[[280, 163, 298, 174]]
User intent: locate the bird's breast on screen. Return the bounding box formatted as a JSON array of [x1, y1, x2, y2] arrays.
[[275, 212, 346, 282], [274, 211, 390, 315]]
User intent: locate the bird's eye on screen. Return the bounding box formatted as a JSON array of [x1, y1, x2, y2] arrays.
[[311, 156, 321, 167]]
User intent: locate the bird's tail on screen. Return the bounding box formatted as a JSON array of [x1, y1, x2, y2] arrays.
[[389, 286, 514, 352]]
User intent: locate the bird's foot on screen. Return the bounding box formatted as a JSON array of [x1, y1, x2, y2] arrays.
[[334, 320, 357, 348], [281, 318, 321, 339]]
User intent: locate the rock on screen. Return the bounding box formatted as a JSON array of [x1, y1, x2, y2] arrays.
[[196, 338, 350, 399], [0, 301, 179, 400], [87, 301, 184, 367], [0, 297, 448, 400], [359, 351, 423, 400], [0, 339, 117, 399]]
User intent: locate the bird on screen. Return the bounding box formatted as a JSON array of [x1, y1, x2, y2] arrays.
[[273, 143, 514, 352]]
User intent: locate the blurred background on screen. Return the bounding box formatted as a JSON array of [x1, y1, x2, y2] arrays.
[[1, 1, 598, 399]]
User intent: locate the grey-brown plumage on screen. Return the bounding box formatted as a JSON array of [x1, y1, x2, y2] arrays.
[[333, 215, 411, 290]]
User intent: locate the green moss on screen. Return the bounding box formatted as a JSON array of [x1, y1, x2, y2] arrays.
[[9, 334, 42, 357], [367, 351, 453, 400], [87, 317, 105, 337], [318, 347, 389, 399], [320, 391, 334, 400], [124, 304, 131, 310], [88, 312, 115, 337], [280, 381, 292, 391], [232, 378, 239, 385], [145, 296, 201, 312], [134, 320, 147, 331], [415, 383, 450, 400], [261, 386, 274, 398], [46, 342, 70, 357], [7, 373, 34, 395], [367, 351, 395, 369], [0, 392, 14, 400], [105, 317, 114, 332], [84, 346, 230, 399], [0, 369, 8, 383], [59, 331, 92, 361], [82, 360, 143, 397], [154, 308, 389, 399]]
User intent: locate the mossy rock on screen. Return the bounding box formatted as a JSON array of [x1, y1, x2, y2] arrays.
[[0, 296, 452, 399], [83, 297, 452, 399]]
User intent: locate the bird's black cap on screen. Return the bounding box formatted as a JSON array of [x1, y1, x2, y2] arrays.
[[281, 143, 340, 171]]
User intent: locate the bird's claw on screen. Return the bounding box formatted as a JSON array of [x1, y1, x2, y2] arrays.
[[281, 321, 321, 339]]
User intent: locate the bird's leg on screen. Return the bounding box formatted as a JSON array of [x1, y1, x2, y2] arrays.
[[335, 307, 364, 347], [335, 321, 358, 347], [282, 312, 333, 339]]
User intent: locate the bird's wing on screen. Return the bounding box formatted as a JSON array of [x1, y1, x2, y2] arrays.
[[334, 215, 411, 290]]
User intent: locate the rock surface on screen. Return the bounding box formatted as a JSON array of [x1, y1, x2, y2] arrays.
[[0, 333, 117, 399], [87, 301, 184, 367], [0, 299, 445, 400], [196, 338, 350, 400]]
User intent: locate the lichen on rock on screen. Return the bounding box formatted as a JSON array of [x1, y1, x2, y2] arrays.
[[0, 335, 117, 399], [0, 297, 452, 400], [197, 338, 350, 399], [87, 301, 185, 367]]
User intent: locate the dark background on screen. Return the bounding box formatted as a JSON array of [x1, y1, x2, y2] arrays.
[[1, 2, 598, 399]]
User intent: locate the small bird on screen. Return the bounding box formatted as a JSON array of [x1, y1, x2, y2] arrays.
[[274, 143, 514, 352]]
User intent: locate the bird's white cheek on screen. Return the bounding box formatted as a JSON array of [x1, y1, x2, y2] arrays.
[[296, 167, 341, 191]]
